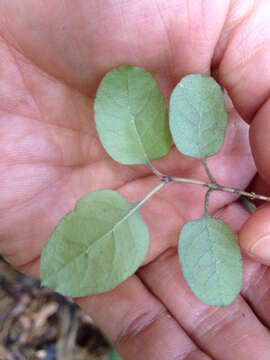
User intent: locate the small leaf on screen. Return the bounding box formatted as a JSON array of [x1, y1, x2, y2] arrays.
[[169, 74, 227, 159], [109, 349, 122, 360], [40, 190, 149, 297], [178, 216, 242, 306], [94, 65, 172, 165]]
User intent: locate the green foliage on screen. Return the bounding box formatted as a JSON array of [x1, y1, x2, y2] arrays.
[[41, 66, 246, 308], [169, 74, 227, 160], [109, 348, 122, 360], [40, 190, 149, 297], [170, 74, 242, 306], [94, 65, 171, 165], [178, 216, 242, 306]]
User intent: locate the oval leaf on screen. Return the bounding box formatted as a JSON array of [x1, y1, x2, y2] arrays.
[[94, 65, 171, 165], [169, 74, 227, 159], [40, 190, 149, 297], [178, 217, 242, 306]]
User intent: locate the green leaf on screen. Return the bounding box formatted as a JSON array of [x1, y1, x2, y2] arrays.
[[109, 349, 122, 360], [169, 74, 227, 159], [178, 216, 242, 306], [94, 65, 172, 165], [40, 190, 149, 297]]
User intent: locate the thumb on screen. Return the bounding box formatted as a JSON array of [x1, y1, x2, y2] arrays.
[[239, 101, 270, 265], [214, 1, 270, 264], [239, 205, 270, 265]]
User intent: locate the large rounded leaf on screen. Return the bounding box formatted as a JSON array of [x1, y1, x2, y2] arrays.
[[94, 65, 171, 165], [169, 74, 227, 160], [40, 190, 149, 297], [178, 216, 242, 306]]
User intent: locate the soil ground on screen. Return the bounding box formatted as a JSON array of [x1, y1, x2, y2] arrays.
[[0, 257, 111, 360]]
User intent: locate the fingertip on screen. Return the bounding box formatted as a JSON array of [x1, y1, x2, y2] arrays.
[[250, 99, 270, 185], [239, 205, 270, 265]]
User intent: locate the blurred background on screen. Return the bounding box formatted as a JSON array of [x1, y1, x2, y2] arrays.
[[0, 256, 113, 360]]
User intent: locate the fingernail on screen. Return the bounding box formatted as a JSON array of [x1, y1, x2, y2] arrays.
[[249, 235, 270, 261]]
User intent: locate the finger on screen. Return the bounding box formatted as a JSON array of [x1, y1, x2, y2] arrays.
[[76, 275, 212, 360], [208, 202, 270, 334], [238, 74, 270, 263], [246, 173, 270, 206], [1, 0, 229, 96], [216, 1, 270, 123], [138, 203, 270, 360], [139, 254, 270, 360], [249, 102, 270, 184], [241, 249, 270, 331], [239, 206, 270, 265], [214, 202, 270, 341], [16, 218, 212, 360], [216, 2, 270, 264]]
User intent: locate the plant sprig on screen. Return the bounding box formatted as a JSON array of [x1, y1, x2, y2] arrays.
[[40, 65, 269, 307], [150, 170, 270, 203]]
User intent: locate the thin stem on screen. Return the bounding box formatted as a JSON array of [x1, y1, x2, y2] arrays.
[[238, 196, 257, 214], [135, 181, 165, 210], [201, 158, 217, 184], [128, 102, 165, 178], [86, 181, 165, 254], [216, 185, 270, 202], [170, 176, 210, 187], [146, 160, 165, 178], [170, 176, 270, 202], [204, 189, 212, 217]]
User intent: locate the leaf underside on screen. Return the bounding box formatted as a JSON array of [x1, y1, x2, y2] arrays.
[[94, 65, 172, 165], [169, 74, 227, 160], [178, 217, 242, 306], [40, 190, 149, 297]]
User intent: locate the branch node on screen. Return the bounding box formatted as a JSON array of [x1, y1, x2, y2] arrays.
[[161, 175, 173, 184]]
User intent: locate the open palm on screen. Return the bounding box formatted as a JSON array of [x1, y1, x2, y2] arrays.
[[1, 1, 270, 359]]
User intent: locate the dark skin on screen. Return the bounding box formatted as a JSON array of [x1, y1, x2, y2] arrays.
[[1, 1, 270, 359]]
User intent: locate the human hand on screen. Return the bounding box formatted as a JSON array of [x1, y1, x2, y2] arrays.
[[1, 1, 270, 359]]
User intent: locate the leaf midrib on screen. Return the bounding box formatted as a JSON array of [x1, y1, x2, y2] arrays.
[[126, 70, 156, 165], [45, 203, 139, 283], [205, 218, 225, 305]]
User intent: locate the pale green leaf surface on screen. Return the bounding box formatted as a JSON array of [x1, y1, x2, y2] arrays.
[[40, 190, 149, 297], [94, 65, 171, 165], [169, 74, 227, 159], [178, 217, 242, 306]]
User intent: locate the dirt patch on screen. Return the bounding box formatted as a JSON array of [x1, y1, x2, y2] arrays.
[[0, 257, 111, 360]]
